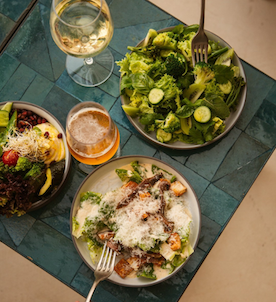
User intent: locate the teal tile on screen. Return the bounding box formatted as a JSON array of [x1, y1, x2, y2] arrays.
[[98, 72, 120, 98], [71, 273, 122, 302], [0, 214, 36, 246], [160, 152, 209, 199], [41, 212, 71, 239], [6, 5, 55, 81], [110, 19, 177, 56], [213, 132, 270, 182], [56, 72, 117, 111], [116, 123, 132, 148], [39, 3, 67, 81], [121, 135, 157, 157], [17, 220, 83, 284], [0, 53, 20, 91], [0, 63, 36, 101], [39, 0, 51, 8], [197, 215, 221, 252], [199, 184, 239, 226], [110, 0, 170, 29], [111, 48, 124, 77], [0, 0, 31, 22], [135, 290, 164, 302], [246, 117, 276, 149], [266, 82, 276, 105], [255, 99, 276, 127], [20, 74, 54, 105], [213, 151, 271, 201], [186, 127, 241, 181], [0, 13, 15, 43], [0, 220, 16, 249], [235, 62, 275, 130], [41, 85, 81, 127]]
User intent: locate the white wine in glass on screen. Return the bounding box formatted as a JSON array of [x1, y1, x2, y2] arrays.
[[50, 0, 114, 87]]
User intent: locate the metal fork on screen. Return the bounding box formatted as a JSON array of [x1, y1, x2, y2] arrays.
[[191, 0, 209, 66], [85, 242, 117, 302]]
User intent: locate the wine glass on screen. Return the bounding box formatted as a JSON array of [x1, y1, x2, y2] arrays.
[[50, 0, 114, 87], [66, 102, 120, 174]]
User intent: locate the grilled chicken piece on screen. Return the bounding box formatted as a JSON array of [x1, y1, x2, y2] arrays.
[[117, 173, 163, 209], [107, 238, 122, 253], [114, 258, 134, 278]]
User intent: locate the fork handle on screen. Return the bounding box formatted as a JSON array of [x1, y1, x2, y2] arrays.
[[199, 0, 205, 30], [85, 279, 100, 302]]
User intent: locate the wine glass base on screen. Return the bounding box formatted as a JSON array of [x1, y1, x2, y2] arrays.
[[77, 145, 121, 175], [66, 48, 114, 87]]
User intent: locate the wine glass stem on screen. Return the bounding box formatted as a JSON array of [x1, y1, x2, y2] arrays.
[[85, 58, 94, 65]]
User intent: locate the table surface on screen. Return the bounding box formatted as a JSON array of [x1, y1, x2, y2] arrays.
[[1, 0, 276, 301]]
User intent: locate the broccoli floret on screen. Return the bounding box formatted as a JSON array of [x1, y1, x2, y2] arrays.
[[115, 169, 143, 184], [155, 74, 182, 101], [152, 32, 177, 50], [147, 59, 166, 80], [177, 32, 196, 63], [129, 93, 147, 108], [164, 52, 187, 78], [193, 62, 215, 85], [138, 98, 154, 114], [14, 157, 32, 172], [205, 79, 225, 98], [156, 111, 181, 133], [127, 45, 160, 59], [24, 162, 45, 179], [140, 28, 158, 47]]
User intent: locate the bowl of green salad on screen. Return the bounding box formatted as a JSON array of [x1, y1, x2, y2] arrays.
[[70, 156, 201, 287], [117, 24, 247, 149]]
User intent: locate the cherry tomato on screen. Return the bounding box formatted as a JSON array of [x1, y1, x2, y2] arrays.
[[2, 150, 19, 166]]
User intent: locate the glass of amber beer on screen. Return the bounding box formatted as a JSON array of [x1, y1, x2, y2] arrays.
[[66, 101, 120, 173]]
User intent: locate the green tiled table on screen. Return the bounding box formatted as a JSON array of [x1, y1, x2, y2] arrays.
[[1, 0, 276, 301]]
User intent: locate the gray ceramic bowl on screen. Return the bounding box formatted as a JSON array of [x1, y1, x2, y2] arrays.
[[120, 26, 247, 150], [0, 101, 71, 212], [70, 155, 201, 287]]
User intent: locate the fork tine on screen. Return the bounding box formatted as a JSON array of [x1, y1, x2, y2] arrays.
[[204, 44, 208, 63], [195, 45, 200, 64], [200, 45, 204, 62], [97, 241, 107, 268]]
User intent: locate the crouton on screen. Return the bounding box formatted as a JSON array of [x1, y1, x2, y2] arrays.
[[127, 256, 146, 270], [114, 258, 134, 278], [167, 232, 181, 251], [170, 181, 187, 196]]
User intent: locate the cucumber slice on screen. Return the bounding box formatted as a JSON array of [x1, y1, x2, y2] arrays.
[[215, 48, 234, 66], [156, 128, 172, 143], [194, 106, 211, 123], [0, 102, 13, 113], [122, 105, 140, 117], [148, 88, 164, 104], [0, 110, 9, 127]]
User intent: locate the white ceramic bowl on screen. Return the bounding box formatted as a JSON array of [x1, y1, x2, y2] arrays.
[[0, 101, 71, 211], [70, 155, 201, 287], [120, 26, 247, 150]]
